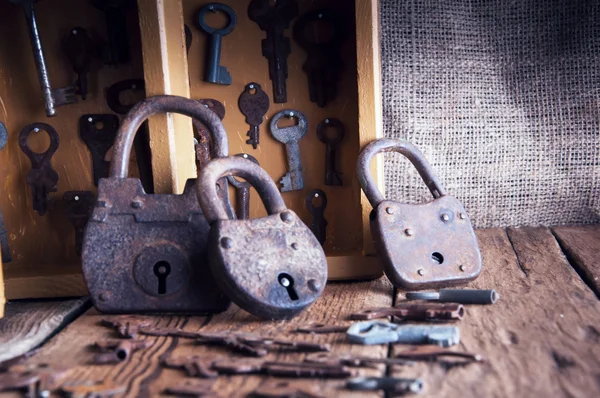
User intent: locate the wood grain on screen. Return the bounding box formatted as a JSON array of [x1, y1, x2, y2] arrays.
[[138, 0, 195, 194], [0, 297, 90, 362], [552, 224, 600, 297], [392, 228, 600, 397], [17, 279, 392, 397]]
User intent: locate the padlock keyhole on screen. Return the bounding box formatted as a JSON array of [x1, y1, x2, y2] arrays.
[[431, 252, 444, 264], [153, 261, 171, 295], [278, 273, 299, 301]]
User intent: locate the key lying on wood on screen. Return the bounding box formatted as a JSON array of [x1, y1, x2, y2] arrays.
[[100, 316, 154, 339], [350, 303, 465, 321], [304, 352, 414, 368], [346, 376, 424, 395], [294, 324, 348, 334], [213, 359, 353, 378], [395, 346, 484, 363], [405, 289, 499, 305], [346, 321, 460, 347], [163, 356, 218, 379]]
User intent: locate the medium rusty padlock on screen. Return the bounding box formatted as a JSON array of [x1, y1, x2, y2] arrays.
[[197, 156, 328, 319], [357, 138, 481, 290], [82, 95, 234, 313]]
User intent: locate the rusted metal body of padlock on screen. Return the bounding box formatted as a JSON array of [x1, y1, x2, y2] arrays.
[[357, 138, 481, 290], [197, 157, 328, 320], [82, 96, 233, 313]]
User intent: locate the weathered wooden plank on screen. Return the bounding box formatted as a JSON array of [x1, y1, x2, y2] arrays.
[[19, 279, 393, 397], [0, 298, 90, 362], [552, 224, 600, 297], [391, 228, 600, 397]]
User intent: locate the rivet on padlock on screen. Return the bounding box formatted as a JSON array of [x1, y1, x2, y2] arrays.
[[357, 138, 482, 290], [197, 156, 328, 320], [82, 95, 234, 313]]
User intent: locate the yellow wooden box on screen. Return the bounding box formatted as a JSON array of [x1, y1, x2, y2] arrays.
[[0, 0, 383, 315]]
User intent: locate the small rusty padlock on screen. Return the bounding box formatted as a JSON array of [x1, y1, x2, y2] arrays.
[[357, 138, 481, 290], [82, 95, 234, 313], [197, 156, 328, 319]]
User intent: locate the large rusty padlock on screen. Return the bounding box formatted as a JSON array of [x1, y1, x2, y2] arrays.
[[357, 138, 481, 290], [82, 96, 234, 313], [197, 156, 328, 319]]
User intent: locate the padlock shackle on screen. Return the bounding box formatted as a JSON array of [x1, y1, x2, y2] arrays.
[[357, 138, 447, 208], [197, 157, 287, 224], [110, 95, 229, 178]]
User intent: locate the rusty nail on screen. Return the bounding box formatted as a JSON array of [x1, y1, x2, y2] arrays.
[[386, 207, 394, 215], [220, 237, 233, 249], [404, 229, 413, 236], [281, 212, 293, 223], [418, 269, 425, 276], [131, 201, 143, 209]]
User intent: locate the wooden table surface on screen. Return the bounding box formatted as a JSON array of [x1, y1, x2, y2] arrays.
[[1, 226, 599, 397]]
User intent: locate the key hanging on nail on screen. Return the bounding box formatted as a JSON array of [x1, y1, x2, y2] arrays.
[[64, 27, 95, 100], [197, 3, 236, 85], [18, 123, 60, 216], [317, 118, 344, 186], [227, 153, 260, 220], [306, 189, 328, 245], [239, 82, 270, 149]]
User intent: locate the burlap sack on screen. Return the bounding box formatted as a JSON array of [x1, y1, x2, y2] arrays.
[[381, 0, 599, 227]]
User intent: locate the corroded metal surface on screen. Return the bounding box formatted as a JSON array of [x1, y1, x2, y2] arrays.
[[357, 138, 481, 290], [197, 157, 327, 320], [82, 95, 233, 313], [350, 303, 465, 321]]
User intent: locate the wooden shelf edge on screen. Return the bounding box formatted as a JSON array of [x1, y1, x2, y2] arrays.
[[4, 271, 87, 301]]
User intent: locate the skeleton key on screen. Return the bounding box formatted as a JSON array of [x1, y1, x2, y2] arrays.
[[197, 3, 236, 85], [306, 189, 327, 245], [317, 118, 344, 186], [18, 123, 59, 216], [239, 82, 270, 149], [248, 0, 299, 103], [270, 110, 307, 192], [294, 10, 345, 107], [194, 99, 225, 168], [227, 153, 260, 219], [64, 191, 95, 256], [91, 0, 133, 65], [10, 0, 78, 117], [79, 114, 119, 186], [64, 27, 95, 100]]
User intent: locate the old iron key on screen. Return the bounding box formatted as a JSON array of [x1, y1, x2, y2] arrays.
[[198, 3, 236, 85], [239, 82, 270, 149], [64, 27, 95, 100], [10, 0, 77, 117], [306, 189, 327, 245], [79, 114, 119, 186], [91, 0, 133, 65], [227, 153, 260, 220], [317, 118, 344, 186], [194, 98, 226, 168], [294, 10, 346, 107], [248, 0, 298, 103], [18, 123, 60, 216], [270, 109, 308, 192], [64, 191, 95, 256]]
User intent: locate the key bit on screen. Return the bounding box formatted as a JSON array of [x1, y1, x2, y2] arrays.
[[79, 114, 119, 185], [346, 321, 460, 347], [294, 10, 345, 107], [92, 339, 151, 364], [197, 3, 236, 85], [306, 189, 328, 245], [239, 82, 270, 149], [270, 109, 308, 192], [248, 0, 299, 103], [317, 118, 344, 186], [227, 153, 259, 219], [18, 123, 60, 216], [346, 376, 424, 395], [64, 191, 95, 256], [64, 27, 95, 100]]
